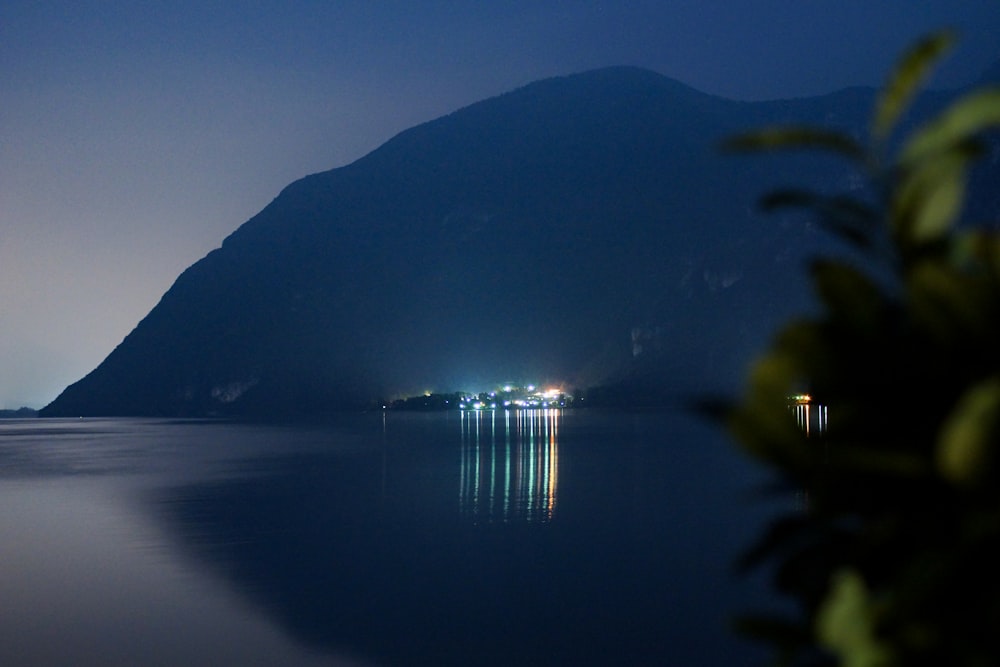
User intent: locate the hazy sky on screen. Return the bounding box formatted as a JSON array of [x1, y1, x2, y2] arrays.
[[3, 2, 1000, 408]]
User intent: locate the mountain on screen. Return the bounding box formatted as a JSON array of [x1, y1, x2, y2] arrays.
[[41, 67, 917, 417]]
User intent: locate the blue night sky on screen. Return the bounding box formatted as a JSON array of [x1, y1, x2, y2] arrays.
[[3, 1, 1000, 408]]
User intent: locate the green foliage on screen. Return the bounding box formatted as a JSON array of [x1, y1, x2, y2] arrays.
[[816, 570, 893, 667], [727, 32, 1000, 666], [873, 31, 956, 146]]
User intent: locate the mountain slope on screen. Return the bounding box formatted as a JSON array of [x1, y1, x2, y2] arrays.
[[42, 67, 881, 417]]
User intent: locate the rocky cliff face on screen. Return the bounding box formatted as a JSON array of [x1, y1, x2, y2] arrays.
[[43, 67, 920, 417]]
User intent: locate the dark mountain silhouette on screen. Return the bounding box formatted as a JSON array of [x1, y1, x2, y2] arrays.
[[41, 67, 970, 417]]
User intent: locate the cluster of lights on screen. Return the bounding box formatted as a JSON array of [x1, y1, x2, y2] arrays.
[[459, 385, 569, 410]]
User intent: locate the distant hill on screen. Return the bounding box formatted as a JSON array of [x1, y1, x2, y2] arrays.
[[41, 66, 986, 418], [0, 407, 37, 418]]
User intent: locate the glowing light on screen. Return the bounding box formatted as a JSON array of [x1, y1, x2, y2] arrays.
[[459, 407, 561, 524], [790, 398, 829, 436]]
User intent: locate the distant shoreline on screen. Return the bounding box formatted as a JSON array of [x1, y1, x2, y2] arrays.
[[0, 407, 38, 418]]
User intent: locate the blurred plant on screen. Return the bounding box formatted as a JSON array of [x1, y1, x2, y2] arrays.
[[724, 31, 1000, 666]]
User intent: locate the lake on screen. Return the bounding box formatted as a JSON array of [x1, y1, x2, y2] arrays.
[[0, 409, 782, 666]]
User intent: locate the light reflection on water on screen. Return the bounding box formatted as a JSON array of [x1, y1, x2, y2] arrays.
[[791, 402, 828, 436], [0, 413, 777, 667], [459, 408, 559, 523]]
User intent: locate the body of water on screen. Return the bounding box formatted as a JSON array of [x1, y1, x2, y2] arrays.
[[0, 409, 780, 666]]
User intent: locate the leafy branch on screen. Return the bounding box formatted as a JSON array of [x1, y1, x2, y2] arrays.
[[725, 31, 1000, 667]]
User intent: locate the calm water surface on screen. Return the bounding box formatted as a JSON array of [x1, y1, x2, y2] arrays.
[[0, 410, 780, 666]]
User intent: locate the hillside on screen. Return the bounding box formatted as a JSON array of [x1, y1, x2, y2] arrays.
[[42, 67, 897, 417]]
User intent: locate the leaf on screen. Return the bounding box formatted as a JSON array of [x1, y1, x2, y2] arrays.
[[816, 569, 894, 667], [723, 126, 867, 163], [773, 319, 827, 358], [873, 30, 956, 144], [824, 445, 928, 478], [725, 34, 1000, 663], [810, 261, 885, 334], [907, 260, 986, 343], [908, 163, 966, 243], [950, 230, 1000, 275], [891, 145, 975, 243], [729, 350, 809, 465], [743, 346, 801, 403], [761, 190, 879, 249], [759, 188, 825, 211], [737, 515, 816, 572], [936, 377, 1000, 486], [899, 88, 1000, 165]]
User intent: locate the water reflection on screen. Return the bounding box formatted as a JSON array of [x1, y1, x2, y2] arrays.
[[791, 402, 828, 436], [0, 414, 776, 666], [459, 409, 559, 523]]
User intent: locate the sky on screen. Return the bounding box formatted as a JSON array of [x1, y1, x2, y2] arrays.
[[3, 2, 1000, 409]]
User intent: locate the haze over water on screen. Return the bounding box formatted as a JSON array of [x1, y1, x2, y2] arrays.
[[0, 410, 779, 666]]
